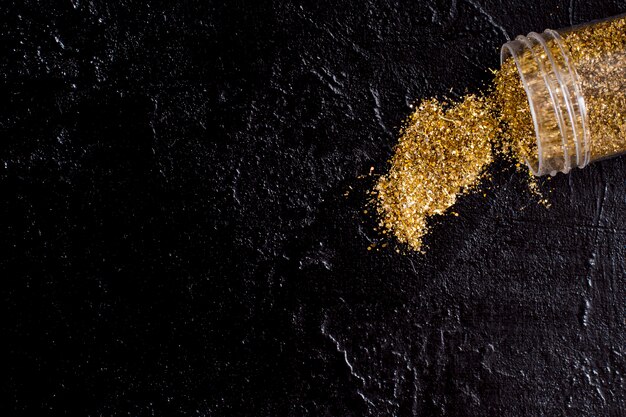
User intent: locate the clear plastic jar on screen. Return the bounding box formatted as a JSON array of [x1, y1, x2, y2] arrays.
[[501, 14, 626, 176]]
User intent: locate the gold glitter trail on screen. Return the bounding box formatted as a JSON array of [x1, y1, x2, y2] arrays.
[[374, 61, 540, 252], [494, 59, 536, 163]]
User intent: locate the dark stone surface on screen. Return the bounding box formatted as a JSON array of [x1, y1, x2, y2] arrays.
[[2, 1, 625, 416]]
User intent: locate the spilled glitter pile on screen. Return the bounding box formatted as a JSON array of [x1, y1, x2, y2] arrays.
[[374, 95, 500, 251], [374, 65, 537, 253]]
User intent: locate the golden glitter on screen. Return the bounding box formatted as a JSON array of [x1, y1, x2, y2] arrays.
[[375, 15, 626, 252]]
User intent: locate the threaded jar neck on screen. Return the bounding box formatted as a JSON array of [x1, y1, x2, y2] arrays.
[[501, 30, 590, 176]]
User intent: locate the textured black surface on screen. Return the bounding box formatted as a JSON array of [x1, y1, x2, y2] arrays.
[[2, 1, 626, 416]]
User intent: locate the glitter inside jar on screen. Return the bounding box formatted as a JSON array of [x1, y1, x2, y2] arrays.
[[500, 14, 626, 175]]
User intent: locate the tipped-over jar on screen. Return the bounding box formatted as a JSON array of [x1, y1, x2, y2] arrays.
[[502, 14, 626, 176]]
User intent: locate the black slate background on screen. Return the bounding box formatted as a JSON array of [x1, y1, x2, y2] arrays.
[[2, 1, 625, 416]]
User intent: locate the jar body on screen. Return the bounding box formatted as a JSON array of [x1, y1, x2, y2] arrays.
[[502, 14, 626, 176]]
